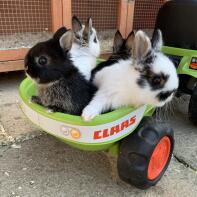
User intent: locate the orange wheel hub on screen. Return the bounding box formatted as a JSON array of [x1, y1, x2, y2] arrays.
[[147, 136, 171, 180]]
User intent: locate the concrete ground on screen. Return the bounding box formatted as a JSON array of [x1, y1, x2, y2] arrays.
[[0, 71, 197, 197]]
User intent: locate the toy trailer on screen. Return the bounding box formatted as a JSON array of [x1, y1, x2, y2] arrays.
[[155, 0, 197, 124], [19, 60, 174, 189]]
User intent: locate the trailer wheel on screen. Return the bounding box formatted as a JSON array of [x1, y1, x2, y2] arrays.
[[117, 118, 174, 189]]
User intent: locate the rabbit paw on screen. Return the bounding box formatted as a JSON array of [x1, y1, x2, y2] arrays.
[[82, 105, 99, 122]]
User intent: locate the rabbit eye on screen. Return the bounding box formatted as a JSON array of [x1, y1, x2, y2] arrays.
[[148, 72, 168, 90], [38, 56, 47, 65], [152, 76, 162, 85]]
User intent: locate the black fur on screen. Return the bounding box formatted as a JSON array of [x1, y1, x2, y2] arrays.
[[137, 68, 169, 91], [151, 29, 161, 50], [137, 51, 169, 91], [137, 78, 146, 88], [53, 27, 67, 41], [94, 36, 97, 43], [157, 90, 176, 101], [72, 16, 93, 46], [72, 15, 83, 32], [91, 59, 119, 81], [25, 31, 96, 115], [91, 54, 130, 81], [140, 51, 156, 66]]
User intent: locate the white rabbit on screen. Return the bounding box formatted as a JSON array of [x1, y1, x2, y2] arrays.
[[70, 16, 100, 80], [82, 29, 179, 121]]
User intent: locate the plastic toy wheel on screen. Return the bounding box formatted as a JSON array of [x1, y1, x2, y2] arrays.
[[117, 118, 174, 189], [189, 84, 197, 125]]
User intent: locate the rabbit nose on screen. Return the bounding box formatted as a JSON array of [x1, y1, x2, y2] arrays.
[[157, 90, 176, 101]]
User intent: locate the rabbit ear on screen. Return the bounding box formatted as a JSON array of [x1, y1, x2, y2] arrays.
[[132, 30, 151, 61], [83, 17, 93, 41], [113, 30, 124, 53], [151, 29, 163, 51], [59, 30, 74, 52], [72, 16, 82, 32], [53, 27, 67, 41], [125, 31, 135, 51]]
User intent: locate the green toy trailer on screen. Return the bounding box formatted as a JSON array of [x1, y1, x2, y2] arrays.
[[19, 73, 174, 189]]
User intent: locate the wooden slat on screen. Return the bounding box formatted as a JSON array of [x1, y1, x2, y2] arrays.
[[0, 48, 29, 62], [0, 60, 24, 73], [51, 0, 63, 32], [62, 0, 72, 28], [125, 0, 135, 37], [117, 0, 128, 38]]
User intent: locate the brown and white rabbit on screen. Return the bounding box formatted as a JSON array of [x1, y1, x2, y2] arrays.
[[25, 30, 96, 115], [82, 30, 179, 121]]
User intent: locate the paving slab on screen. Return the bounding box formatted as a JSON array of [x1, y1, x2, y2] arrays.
[[0, 103, 41, 146], [0, 135, 197, 197], [0, 72, 197, 197], [0, 72, 25, 105], [0, 72, 41, 146], [167, 97, 197, 171], [170, 111, 197, 170]]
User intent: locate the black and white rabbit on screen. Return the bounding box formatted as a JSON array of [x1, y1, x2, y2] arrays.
[[70, 16, 100, 80], [25, 29, 96, 115], [51, 16, 100, 81], [82, 29, 179, 121]]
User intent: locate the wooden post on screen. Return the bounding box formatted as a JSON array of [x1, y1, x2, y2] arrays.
[[117, 0, 128, 38], [125, 0, 135, 37], [0, 48, 29, 72], [0, 48, 29, 62], [51, 0, 63, 32], [62, 0, 72, 28], [117, 0, 135, 38], [0, 60, 24, 73]]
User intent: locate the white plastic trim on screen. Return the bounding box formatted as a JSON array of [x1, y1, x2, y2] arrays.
[[21, 101, 146, 144]]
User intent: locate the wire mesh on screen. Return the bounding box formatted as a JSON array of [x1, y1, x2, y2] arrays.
[[72, 0, 119, 30], [0, 0, 165, 51], [72, 0, 119, 52], [0, 0, 52, 34], [133, 0, 164, 30], [0, 0, 52, 49]]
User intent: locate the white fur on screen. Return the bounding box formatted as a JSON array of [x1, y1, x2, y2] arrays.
[[152, 52, 179, 92], [82, 56, 179, 121], [82, 30, 179, 121], [70, 26, 100, 80]]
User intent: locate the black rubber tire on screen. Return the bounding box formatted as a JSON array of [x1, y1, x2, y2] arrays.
[[189, 84, 197, 125], [117, 117, 174, 189]]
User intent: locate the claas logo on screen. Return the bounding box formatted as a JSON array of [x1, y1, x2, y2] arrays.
[[93, 115, 136, 140]]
